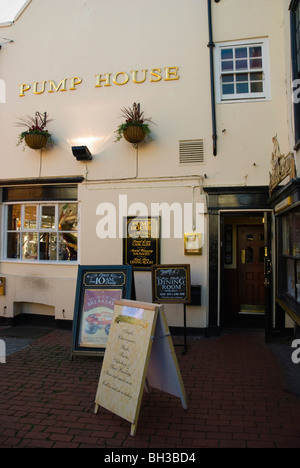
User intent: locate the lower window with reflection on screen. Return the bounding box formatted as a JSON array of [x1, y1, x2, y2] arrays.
[[6, 203, 78, 262], [277, 206, 300, 315]]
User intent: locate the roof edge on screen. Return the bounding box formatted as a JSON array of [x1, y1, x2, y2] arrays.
[[0, 0, 32, 28]]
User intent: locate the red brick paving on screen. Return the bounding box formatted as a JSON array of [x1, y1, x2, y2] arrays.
[[0, 329, 300, 448]]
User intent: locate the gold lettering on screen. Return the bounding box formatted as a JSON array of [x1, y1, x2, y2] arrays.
[[131, 69, 147, 84], [69, 76, 82, 90], [164, 66, 179, 81], [95, 73, 112, 87], [48, 78, 68, 93], [19, 83, 31, 97], [150, 68, 162, 82], [33, 81, 47, 95], [113, 72, 129, 86]]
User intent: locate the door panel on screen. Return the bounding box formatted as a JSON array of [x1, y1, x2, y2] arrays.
[[237, 225, 265, 312]]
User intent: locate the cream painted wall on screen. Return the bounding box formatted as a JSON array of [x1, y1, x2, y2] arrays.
[[0, 0, 288, 183], [78, 181, 207, 328], [0, 263, 77, 319]]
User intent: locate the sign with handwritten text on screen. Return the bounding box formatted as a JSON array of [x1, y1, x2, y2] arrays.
[[95, 299, 187, 436], [95, 300, 158, 429]]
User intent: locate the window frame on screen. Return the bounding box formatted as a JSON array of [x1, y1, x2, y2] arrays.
[[215, 38, 271, 103], [276, 203, 300, 319], [3, 201, 79, 264]]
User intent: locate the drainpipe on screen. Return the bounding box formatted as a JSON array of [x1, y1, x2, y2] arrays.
[[207, 0, 220, 156]]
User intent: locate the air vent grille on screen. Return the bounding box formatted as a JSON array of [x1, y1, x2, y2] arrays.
[[179, 139, 205, 164]]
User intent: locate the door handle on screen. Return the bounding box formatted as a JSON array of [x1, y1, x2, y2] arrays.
[[264, 257, 272, 275]]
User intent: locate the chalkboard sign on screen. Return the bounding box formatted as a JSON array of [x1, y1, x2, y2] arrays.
[[152, 264, 191, 304], [71, 265, 134, 358], [95, 299, 187, 436], [123, 216, 160, 270]]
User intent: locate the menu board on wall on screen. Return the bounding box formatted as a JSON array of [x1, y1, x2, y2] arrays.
[[152, 264, 191, 304], [71, 265, 134, 358], [123, 216, 160, 270], [94, 299, 187, 436]]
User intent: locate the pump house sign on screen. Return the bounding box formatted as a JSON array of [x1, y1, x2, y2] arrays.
[[18, 67, 180, 96], [269, 135, 296, 195]]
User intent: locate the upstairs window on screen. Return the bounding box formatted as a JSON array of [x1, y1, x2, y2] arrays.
[[215, 39, 271, 103]]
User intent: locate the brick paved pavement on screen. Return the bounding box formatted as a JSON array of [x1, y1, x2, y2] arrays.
[[0, 327, 300, 448]]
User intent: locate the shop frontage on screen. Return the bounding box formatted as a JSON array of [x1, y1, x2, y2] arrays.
[[270, 179, 300, 334], [0, 0, 295, 339]]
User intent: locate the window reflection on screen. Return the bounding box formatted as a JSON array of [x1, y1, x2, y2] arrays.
[[39, 233, 57, 260], [24, 206, 37, 230], [59, 204, 78, 231], [59, 233, 77, 261], [7, 205, 21, 231], [41, 206, 55, 230], [22, 232, 38, 260]]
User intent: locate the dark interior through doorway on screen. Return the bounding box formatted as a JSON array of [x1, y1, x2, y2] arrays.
[[221, 214, 266, 328]]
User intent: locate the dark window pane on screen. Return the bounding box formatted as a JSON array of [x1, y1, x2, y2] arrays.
[[221, 49, 233, 60], [3, 185, 78, 202], [251, 82, 263, 93], [250, 72, 263, 81], [236, 83, 249, 94], [222, 83, 235, 95], [222, 61, 234, 71], [250, 58, 263, 69], [236, 73, 248, 82], [39, 233, 57, 260], [235, 47, 248, 59], [222, 74, 234, 83], [236, 59, 248, 70], [249, 46, 262, 58], [7, 233, 20, 259], [7, 205, 21, 230]]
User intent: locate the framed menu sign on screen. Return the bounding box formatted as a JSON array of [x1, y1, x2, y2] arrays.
[[123, 216, 160, 270], [151, 264, 191, 304], [71, 265, 134, 358]]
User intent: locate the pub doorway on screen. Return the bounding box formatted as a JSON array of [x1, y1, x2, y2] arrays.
[[220, 213, 267, 328]]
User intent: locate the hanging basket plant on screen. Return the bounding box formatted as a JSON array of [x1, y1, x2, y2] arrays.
[[24, 132, 48, 149], [16, 111, 54, 150], [115, 103, 154, 147], [123, 124, 147, 144]]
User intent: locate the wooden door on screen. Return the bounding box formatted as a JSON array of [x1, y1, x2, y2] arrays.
[[237, 225, 265, 313]]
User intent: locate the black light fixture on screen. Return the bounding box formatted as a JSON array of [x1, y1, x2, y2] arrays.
[[72, 145, 92, 161]]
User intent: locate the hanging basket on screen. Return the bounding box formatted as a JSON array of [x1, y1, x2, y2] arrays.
[[123, 125, 146, 144], [24, 133, 48, 149]]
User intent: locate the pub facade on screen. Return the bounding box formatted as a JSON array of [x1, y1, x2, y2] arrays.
[[0, 0, 298, 337]]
